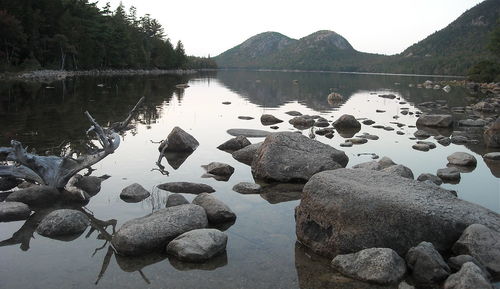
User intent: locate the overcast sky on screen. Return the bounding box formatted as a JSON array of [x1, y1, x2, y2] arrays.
[[98, 0, 484, 57]]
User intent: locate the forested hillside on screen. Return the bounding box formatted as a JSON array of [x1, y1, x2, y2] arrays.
[[0, 0, 189, 71]]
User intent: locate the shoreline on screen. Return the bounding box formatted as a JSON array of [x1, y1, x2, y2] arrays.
[[0, 69, 198, 82]]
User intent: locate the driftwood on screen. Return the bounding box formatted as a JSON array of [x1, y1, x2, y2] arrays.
[[0, 97, 145, 190]]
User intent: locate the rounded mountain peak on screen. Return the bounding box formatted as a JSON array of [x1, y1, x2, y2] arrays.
[[300, 30, 353, 50]]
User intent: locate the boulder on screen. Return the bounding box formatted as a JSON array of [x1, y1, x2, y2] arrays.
[[166, 193, 189, 207], [0, 202, 31, 222], [74, 175, 104, 197], [232, 182, 262, 194], [231, 142, 262, 165], [226, 129, 271, 138], [159, 126, 199, 152], [192, 193, 236, 224], [483, 118, 500, 147], [217, 136, 251, 152], [251, 132, 348, 182], [157, 182, 215, 194], [381, 164, 414, 179], [333, 114, 361, 129], [295, 169, 500, 258], [405, 241, 450, 284], [6, 185, 60, 206], [260, 114, 283, 125], [166, 228, 227, 262], [416, 114, 453, 127], [0, 177, 22, 191], [417, 173, 443, 185], [36, 209, 89, 237], [202, 162, 234, 177], [437, 167, 461, 182], [120, 183, 150, 202], [331, 247, 406, 285], [443, 262, 493, 289], [448, 255, 491, 279], [112, 204, 208, 256], [447, 152, 477, 167], [412, 144, 430, 151], [452, 224, 500, 278]]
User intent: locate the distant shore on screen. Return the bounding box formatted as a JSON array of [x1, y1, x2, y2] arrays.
[[0, 69, 197, 82]]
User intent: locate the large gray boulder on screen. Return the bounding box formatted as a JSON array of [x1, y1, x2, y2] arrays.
[[157, 182, 215, 194], [443, 262, 493, 289], [416, 114, 454, 127], [36, 209, 89, 237], [192, 193, 236, 224], [232, 142, 262, 165], [166, 228, 227, 262], [0, 202, 31, 222], [331, 247, 406, 285], [251, 132, 348, 182], [6, 185, 60, 206], [159, 126, 199, 152], [217, 136, 251, 152], [452, 224, 500, 278], [112, 204, 208, 256], [405, 241, 451, 284], [295, 169, 500, 258], [120, 183, 150, 202]]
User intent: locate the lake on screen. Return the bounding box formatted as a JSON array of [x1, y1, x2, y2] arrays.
[[0, 70, 498, 289]]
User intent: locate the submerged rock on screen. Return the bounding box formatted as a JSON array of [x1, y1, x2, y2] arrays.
[[112, 204, 208, 256], [120, 183, 150, 202], [159, 126, 199, 153], [406, 241, 450, 284], [36, 209, 89, 237], [192, 193, 236, 224], [157, 182, 215, 194], [0, 202, 31, 222], [251, 132, 348, 182], [217, 135, 251, 152], [295, 168, 500, 258], [166, 228, 228, 262], [331, 247, 406, 285]]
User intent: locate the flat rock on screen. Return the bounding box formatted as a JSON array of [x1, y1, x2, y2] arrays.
[[260, 114, 283, 125], [159, 126, 199, 153], [166, 228, 227, 262], [6, 185, 60, 206], [251, 132, 348, 182], [217, 135, 251, 152], [416, 114, 453, 127], [157, 182, 215, 194], [232, 142, 262, 165], [192, 193, 236, 224], [443, 262, 493, 289], [483, 152, 500, 160], [412, 144, 430, 151], [447, 152, 477, 167], [36, 209, 89, 237], [0, 202, 31, 222], [112, 204, 208, 256], [120, 183, 150, 202], [232, 182, 262, 194], [362, 119, 375, 125], [331, 247, 406, 285], [238, 116, 254, 120], [458, 119, 487, 127], [166, 194, 189, 207], [286, 111, 302, 116], [227, 129, 271, 138], [406, 241, 450, 284], [295, 168, 500, 258], [452, 224, 500, 278], [348, 138, 368, 144]]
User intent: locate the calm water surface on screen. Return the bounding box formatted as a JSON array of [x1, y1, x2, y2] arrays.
[[0, 71, 498, 289]]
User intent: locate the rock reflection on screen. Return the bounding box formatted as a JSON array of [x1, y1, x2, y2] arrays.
[[446, 163, 477, 173], [259, 183, 303, 204], [335, 127, 360, 139], [168, 252, 228, 271], [294, 242, 395, 289], [164, 151, 194, 170]]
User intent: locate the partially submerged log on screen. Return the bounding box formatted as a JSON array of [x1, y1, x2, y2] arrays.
[[0, 97, 145, 192]]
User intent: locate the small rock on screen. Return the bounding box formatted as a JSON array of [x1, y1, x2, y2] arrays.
[[451, 136, 468, 144], [443, 262, 493, 289], [412, 144, 430, 151], [458, 119, 487, 127], [417, 141, 436, 149], [331, 247, 406, 285], [416, 114, 454, 127], [74, 175, 104, 197], [379, 94, 397, 99], [396, 131, 405, 135], [340, 141, 353, 147], [437, 167, 461, 182], [0, 202, 31, 222], [260, 114, 283, 126], [289, 115, 315, 129], [448, 255, 491, 279], [483, 152, 500, 160], [222, 101, 231, 105], [120, 183, 150, 202], [166, 228, 227, 262], [376, 109, 386, 113], [447, 152, 477, 167], [285, 111, 302, 116], [348, 138, 368, 144], [438, 138, 452, 146], [166, 194, 189, 207], [238, 116, 254, 120], [362, 119, 375, 125], [414, 130, 431, 139], [381, 164, 414, 179], [157, 182, 215, 194], [226, 129, 271, 138], [217, 136, 251, 152], [406, 241, 451, 284], [192, 193, 236, 224], [202, 162, 235, 177], [384, 126, 395, 131], [232, 182, 262, 194], [417, 173, 443, 185], [36, 209, 89, 237]]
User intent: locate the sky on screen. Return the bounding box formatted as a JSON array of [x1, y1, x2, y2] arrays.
[[98, 0, 485, 57]]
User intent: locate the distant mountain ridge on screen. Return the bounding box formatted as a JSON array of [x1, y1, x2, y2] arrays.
[[215, 0, 499, 75]]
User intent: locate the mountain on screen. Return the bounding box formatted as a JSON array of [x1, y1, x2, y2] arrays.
[[215, 0, 499, 75]]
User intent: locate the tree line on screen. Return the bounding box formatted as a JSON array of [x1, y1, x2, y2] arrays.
[[0, 0, 215, 71]]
